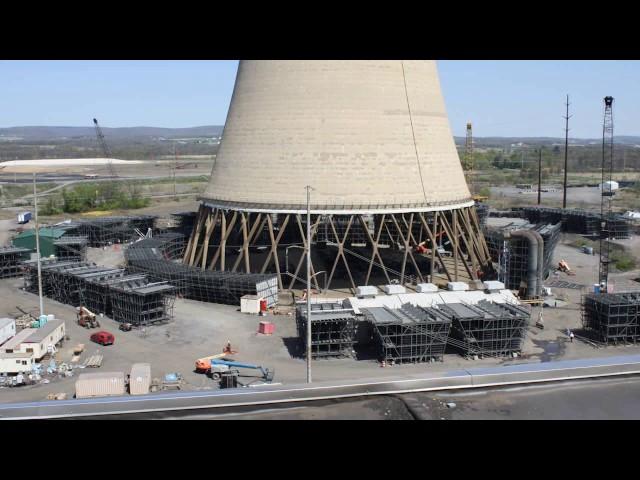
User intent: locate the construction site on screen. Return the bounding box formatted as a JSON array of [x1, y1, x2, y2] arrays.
[[0, 60, 639, 417]]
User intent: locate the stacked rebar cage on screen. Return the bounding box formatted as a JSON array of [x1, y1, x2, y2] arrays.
[[517, 207, 631, 239], [362, 304, 451, 363], [22, 259, 176, 326], [53, 236, 88, 261], [438, 301, 530, 358], [0, 246, 31, 278], [59, 215, 158, 247], [125, 235, 278, 307], [297, 303, 357, 359], [582, 292, 640, 344]]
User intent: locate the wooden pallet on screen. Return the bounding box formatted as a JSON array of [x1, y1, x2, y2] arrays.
[[83, 354, 103, 368]]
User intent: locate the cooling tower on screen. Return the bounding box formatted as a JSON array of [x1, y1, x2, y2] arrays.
[[186, 60, 492, 293], [202, 60, 471, 213]]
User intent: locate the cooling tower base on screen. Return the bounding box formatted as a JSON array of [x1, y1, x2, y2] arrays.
[[183, 205, 493, 294]]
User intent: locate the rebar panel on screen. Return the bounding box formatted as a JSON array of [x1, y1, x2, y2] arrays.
[[296, 303, 357, 359], [438, 301, 530, 358], [362, 304, 452, 363], [582, 292, 640, 345], [0, 246, 31, 278]]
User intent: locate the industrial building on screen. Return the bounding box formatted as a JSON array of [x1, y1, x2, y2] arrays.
[[184, 60, 493, 293], [12, 228, 67, 258]]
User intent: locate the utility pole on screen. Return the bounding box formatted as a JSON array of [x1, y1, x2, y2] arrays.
[[562, 95, 571, 209], [464, 122, 474, 194], [305, 185, 313, 383], [537, 149, 542, 205], [33, 173, 44, 317], [173, 143, 178, 199]]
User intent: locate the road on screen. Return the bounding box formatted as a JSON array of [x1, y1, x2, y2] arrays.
[[96, 375, 640, 420]]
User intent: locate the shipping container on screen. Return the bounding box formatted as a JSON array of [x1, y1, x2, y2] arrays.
[[129, 363, 151, 395], [75, 371, 126, 398]]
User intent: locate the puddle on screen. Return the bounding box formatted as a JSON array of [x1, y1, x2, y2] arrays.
[[531, 338, 566, 362]]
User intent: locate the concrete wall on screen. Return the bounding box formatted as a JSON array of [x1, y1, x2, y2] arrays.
[[202, 60, 471, 212]]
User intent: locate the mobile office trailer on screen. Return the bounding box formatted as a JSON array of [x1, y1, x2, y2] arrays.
[[0, 318, 16, 346]]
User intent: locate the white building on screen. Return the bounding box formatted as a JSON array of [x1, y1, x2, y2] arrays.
[[0, 352, 34, 374], [19, 320, 65, 360], [0, 318, 16, 346]]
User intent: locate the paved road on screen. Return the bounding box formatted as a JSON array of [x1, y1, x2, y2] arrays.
[[93, 376, 640, 420]]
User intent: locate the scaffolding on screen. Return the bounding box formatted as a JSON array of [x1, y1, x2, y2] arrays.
[[362, 304, 451, 363], [484, 222, 561, 293], [582, 292, 640, 344], [438, 301, 530, 358], [297, 303, 357, 359], [53, 236, 88, 261], [0, 246, 31, 278]]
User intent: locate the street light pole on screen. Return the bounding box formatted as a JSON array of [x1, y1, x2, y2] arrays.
[[33, 173, 44, 317], [305, 185, 313, 383]]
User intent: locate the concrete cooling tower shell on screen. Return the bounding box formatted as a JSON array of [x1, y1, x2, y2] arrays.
[[202, 60, 472, 214]]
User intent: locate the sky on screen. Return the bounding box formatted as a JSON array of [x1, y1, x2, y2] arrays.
[[0, 60, 638, 138]]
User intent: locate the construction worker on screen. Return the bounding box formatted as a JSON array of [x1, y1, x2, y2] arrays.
[[223, 340, 232, 354], [569, 331, 575, 343]]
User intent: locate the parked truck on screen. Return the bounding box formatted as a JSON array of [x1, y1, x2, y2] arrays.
[[17, 212, 32, 224]]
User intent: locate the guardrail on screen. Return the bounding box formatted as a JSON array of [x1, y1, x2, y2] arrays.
[[2, 354, 640, 419]]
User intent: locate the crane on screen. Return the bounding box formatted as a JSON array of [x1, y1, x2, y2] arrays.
[[93, 118, 119, 178], [598, 96, 615, 292]]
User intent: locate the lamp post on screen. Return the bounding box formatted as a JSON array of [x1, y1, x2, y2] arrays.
[[305, 185, 314, 383], [33, 173, 44, 317]]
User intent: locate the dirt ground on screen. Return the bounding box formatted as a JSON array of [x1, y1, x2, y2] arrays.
[[0, 203, 639, 404]]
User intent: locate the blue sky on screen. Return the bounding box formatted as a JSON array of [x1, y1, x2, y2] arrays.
[[0, 60, 637, 138]]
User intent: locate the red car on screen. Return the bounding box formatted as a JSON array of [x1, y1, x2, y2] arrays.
[[90, 331, 115, 346]]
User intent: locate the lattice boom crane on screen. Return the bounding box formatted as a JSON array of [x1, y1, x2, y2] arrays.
[[93, 118, 119, 178]]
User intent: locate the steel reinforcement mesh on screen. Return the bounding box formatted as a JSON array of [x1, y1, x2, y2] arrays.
[[582, 292, 640, 344], [125, 237, 278, 307], [438, 301, 530, 358], [362, 304, 451, 363], [53, 236, 88, 261], [296, 303, 357, 358]]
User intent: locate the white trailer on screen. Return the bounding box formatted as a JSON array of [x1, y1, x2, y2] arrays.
[[0, 318, 16, 346]]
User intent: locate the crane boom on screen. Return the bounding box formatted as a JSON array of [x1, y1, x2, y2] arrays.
[[93, 118, 119, 178]]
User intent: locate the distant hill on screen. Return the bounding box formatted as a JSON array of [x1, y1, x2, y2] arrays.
[[453, 136, 640, 147], [0, 125, 224, 141]]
